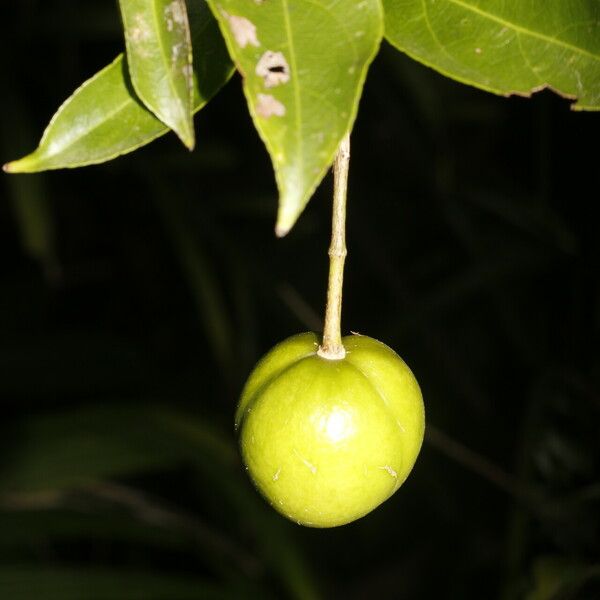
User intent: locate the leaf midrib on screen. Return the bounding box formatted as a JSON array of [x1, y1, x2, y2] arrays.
[[42, 74, 139, 160], [281, 0, 303, 174], [148, 0, 191, 127], [448, 0, 600, 62], [421, 0, 454, 62]]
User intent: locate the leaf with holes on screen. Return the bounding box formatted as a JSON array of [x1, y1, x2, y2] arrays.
[[118, 0, 195, 149], [3, 2, 233, 173], [384, 0, 600, 110], [207, 0, 383, 236]]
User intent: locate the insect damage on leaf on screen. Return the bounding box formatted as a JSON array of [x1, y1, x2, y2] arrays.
[[256, 51, 290, 87], [256, 93, 285, 118], [171, 43, 185, 66], [165, 1, 187, 32], [221, 10, 259, 48], [181, 64, 194, 89], [129, 14, 150, 43]]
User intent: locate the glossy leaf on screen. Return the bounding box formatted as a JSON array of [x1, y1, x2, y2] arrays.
[[118, 0, 195, 148], [384, 0, 600, 110], [4, 3, 233, 173], [206, 0, 383, 236]]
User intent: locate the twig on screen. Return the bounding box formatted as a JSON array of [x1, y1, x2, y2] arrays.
[[318, 133, 350, 360], [425, 424, 542, 506]]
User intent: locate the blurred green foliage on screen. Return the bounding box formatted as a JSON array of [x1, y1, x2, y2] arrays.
[[1, 1, 599, 599]]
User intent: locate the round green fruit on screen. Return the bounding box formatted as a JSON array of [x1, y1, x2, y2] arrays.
[[236, 332, 425, 528]]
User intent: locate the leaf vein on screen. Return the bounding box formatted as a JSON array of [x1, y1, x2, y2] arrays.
[[148, 0, 191, 126], [281, 0, 303, 171], [448, 0, 600, 62], [420, 0, 456, 63], [516, 31, 543, 86], [44, 98, 134, 162]]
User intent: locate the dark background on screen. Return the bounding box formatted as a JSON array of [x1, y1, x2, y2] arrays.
[[1, 2, 599, 599]]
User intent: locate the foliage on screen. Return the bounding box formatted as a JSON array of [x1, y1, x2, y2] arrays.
[[5, 0, 599, 233], [1, 1, 599, 599], [384, 1, 600, 111], [3, 4, 232, 173]]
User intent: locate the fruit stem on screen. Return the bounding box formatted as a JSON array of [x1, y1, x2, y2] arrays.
[[318, 133, 350, 360]]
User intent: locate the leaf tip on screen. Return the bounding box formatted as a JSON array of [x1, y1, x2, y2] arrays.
[[179, 131, 196, 151], [274, 223, 290, 238], [275, 186, 311, 237], [3, 152, 40, 173], [2, 159, 27, 174], [275, 205, 299, 238], [171, 116, 196, 151]]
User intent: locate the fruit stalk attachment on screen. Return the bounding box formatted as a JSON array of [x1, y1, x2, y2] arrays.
[[318, 133, 350, 360]]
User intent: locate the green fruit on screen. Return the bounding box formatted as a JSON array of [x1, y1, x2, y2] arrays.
[[236, 332, 425, 528]]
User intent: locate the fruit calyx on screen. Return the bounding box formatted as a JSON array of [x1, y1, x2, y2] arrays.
[[316, 342, 346, 360]]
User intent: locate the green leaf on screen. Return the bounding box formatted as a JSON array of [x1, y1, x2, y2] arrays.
[[526, 556, 600, 600], [118, 0, 195, 149], [3, 3, 233, 173], [0, 405, 187, 492], [384, 0, 600, 110], [0, 403, 234, 493], [0, 566, 231, 600], [0, 94, 59, 279], [7, 178, 58, 278], [0, 405, 321, 600], [206, 0, 383, 236], [164, 413, 322, 600]]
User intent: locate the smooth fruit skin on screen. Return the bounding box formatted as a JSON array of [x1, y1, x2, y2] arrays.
[[236, 332, 425, 528]]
